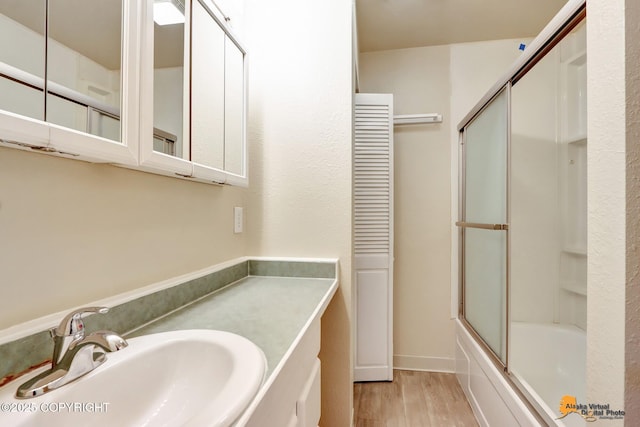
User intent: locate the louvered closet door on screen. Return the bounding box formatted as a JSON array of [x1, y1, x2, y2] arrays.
[[354, 93, 394, 382]]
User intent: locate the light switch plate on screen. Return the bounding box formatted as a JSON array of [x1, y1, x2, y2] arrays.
[[234, 207, 243, 233]]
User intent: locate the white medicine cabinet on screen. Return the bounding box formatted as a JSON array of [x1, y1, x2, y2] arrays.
[[0, 0, 247, 186], [140, 0, 247, 185], [0, 0, 140, 165]]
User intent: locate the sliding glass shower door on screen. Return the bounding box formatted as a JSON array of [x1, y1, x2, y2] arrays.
[[456, 4, 587, 422], [459, 87, 509, 363]]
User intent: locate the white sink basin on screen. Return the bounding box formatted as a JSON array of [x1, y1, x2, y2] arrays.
[[0, 330, 266, 427]]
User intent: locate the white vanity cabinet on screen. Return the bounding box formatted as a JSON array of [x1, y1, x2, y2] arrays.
[[241, 319, 322, 427], [296, 358, 322, 427], [0, 0, 247, 186], [0, 0, 142, 165]]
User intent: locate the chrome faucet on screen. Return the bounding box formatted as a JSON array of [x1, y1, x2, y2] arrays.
[[16, 307, 128, 399]]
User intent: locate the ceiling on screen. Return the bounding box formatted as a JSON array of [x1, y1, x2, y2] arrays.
[[356, 0, 570, 52], [1, 1, 569, 69]]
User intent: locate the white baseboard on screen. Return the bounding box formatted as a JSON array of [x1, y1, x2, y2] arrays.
[[354, 366, 393, 382], [393, 354, 455, 373]]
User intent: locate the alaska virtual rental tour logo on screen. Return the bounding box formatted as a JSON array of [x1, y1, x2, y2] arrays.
[[558, 395, 625, 422]]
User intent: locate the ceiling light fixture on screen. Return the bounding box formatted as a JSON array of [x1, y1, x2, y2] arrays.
[[154, 0, 185, 26]]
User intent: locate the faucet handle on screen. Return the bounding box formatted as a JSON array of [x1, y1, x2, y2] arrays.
[[51, 307, 109, 338]]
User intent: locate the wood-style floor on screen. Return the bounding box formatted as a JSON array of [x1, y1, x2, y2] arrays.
[[353, 370, 479, 427]]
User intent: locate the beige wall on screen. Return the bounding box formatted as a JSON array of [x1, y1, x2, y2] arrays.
[[0, 147, 248, 329], [359, 39, 525, 371], [587, 0, 640, 423], [359, 45, 454, 371], [242, 0, 353, 425], [625, 0, 640, 421]]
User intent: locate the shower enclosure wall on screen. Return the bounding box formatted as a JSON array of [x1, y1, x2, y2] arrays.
[[455, 1, 587, 426]]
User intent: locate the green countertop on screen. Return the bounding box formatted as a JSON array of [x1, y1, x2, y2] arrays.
[[127, 276, 335, 379]]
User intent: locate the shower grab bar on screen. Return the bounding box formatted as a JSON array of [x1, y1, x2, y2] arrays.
[[455, 221, 509, 230]]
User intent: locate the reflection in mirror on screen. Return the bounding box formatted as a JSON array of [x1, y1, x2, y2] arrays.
[[153, 0, 185, 158], [191, 0, 225, 170], [47, 0, 123, 142], [0, 0, 45, 120], [224, 36, 244, 176]]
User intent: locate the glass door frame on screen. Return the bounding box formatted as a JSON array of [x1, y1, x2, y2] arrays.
[[455, 1, 587, 424], [457, 84, 511, 370]]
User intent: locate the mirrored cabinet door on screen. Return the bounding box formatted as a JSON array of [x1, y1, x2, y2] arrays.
[[0, 0, 46, 121], [188, 0, 247, 185], [0, 0, 140, 164], [224, 36, 245, 178], [139, 0, 192, 176], [153, 0, 186, 159], [190, 0, 225, 173], [46, 0, 140, 165], [144, 0, 247, 185], [47, 0, 123, 142]]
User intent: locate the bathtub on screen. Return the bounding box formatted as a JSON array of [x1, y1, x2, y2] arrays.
[[510, 322, 586, 427], [456, 320, 586, 427]]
